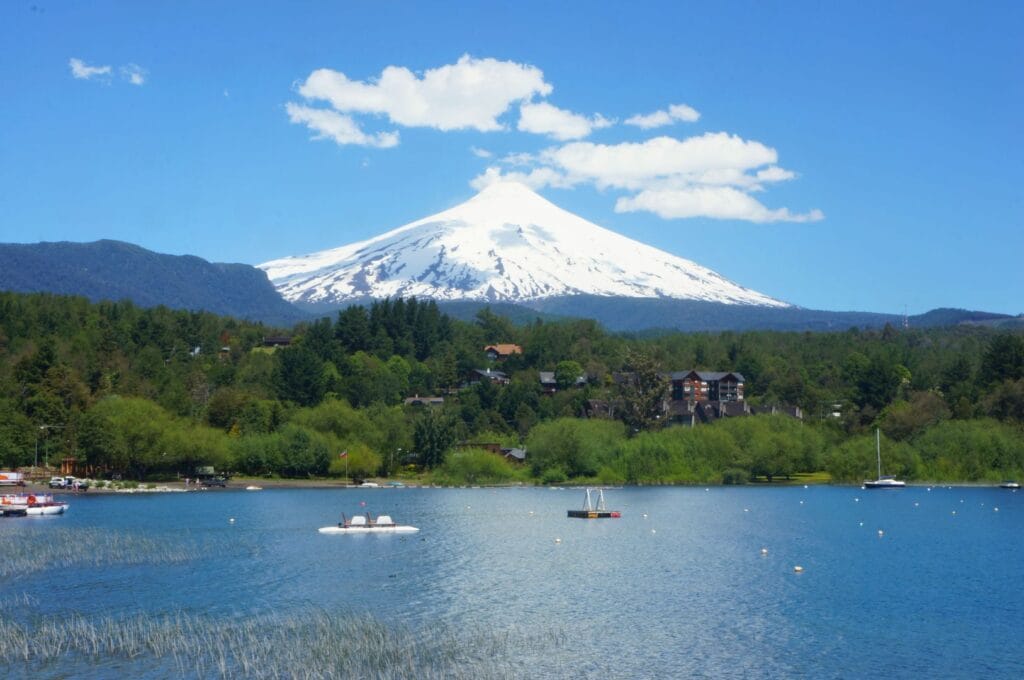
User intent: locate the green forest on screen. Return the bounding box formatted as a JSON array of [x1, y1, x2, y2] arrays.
[[1, 291, 1023, 485]]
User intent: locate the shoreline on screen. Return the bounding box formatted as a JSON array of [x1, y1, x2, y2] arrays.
[[7, 477, 1017, 495]]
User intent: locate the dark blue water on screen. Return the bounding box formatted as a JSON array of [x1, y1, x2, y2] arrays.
[[2, 485, 1022, 678]]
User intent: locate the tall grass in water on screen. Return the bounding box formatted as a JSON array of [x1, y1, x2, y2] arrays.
[[0, 528, 196, 579], [0, 610, 566, 679]]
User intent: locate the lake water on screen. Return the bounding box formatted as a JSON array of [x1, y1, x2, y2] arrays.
[[2, 485, 1022, 678]]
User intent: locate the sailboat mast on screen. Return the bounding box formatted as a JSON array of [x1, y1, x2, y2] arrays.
[[876, 428, 882, 478]]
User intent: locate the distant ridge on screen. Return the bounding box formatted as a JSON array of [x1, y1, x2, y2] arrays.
[[0, 240, 305, 325], [2, 237, 1012, 333]]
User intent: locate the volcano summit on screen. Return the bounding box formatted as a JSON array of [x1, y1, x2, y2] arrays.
[[259, 182, 789, 310]]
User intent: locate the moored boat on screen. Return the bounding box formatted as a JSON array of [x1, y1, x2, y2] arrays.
[[319, 512, 419, 534], [1, 494, 28, 516], [567, 488, 621, 518], [1, 493, 69, 516], [998, 480, 1020, 489], [864, 429, 905, 489]]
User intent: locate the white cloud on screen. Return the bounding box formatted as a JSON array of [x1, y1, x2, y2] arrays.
[[616, 186, 824, 223], [286, 103, 399, 148], [756, 166, 796, 183], [625, 103, 701, 129], [69, 58, 111, 81], [517, 102, 612, 141], [295, 54, 551, 134], [120, 63, 146, 86], [543, 133, 778, 190], [470, 132, 822, 223], [470, 166, 576, 191], [470, 146, 493, 159]]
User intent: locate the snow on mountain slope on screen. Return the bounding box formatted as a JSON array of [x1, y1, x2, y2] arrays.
[[259, 182, 790, 308]]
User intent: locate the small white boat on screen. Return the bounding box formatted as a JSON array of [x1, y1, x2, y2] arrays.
[[26, 501, 70, 515], [998, 481, 1020, 489], [864, 429, 905, 488], [319, 513, 418, 534], [245, 485, 263, 491]]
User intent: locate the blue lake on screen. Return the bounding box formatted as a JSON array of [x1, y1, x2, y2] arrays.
[[2, 484, 1022, 678]]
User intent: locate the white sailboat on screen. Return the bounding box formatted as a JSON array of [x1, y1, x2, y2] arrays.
[[864, 428, 905, 488]]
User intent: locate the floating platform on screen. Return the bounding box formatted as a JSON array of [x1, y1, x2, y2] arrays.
[[567, 509, 621, 519], [567, 488, 620, 519]]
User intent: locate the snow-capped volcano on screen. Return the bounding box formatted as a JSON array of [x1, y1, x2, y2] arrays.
[[259, 182, 789, 308]]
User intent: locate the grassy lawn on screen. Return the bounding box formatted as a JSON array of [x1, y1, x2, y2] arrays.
[[749, 471, 832, 485]]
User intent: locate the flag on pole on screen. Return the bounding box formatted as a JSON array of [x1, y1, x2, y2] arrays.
[[339, 450, 348, 459]]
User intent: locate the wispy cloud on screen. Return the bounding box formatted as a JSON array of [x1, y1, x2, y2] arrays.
[[470, 146, 493, 159], [70, 58, 148, 86], [625, 103, 700, 129], [286, 103, 399, 148], [69, 58, 111, 81], [120, 63, 147, 86], [616, 186, 824, 222]]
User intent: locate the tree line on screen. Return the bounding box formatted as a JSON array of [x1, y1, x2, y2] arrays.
[[0, 290, 1022, 483]]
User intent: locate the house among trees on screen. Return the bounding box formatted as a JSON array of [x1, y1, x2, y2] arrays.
[[466, 367, 510, 386], [539, 371, 587, 394], [403, 395, 445, 407], [669, 370, 745, 403], [484, 343, 522, 361], [502, 447, 527, 463], [455, 441, 527, 463], [262, 335, 292, 348], [669, 399, 752, 425]]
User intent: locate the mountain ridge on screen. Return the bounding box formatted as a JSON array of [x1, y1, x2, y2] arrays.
[[0, 240, 305, 325]]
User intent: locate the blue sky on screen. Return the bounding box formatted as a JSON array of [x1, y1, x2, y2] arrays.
[[1, 1, 1021, 315]]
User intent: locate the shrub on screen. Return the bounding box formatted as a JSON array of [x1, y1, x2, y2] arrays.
[[431, 449, 520, 486], [721, 468, 750, 485]]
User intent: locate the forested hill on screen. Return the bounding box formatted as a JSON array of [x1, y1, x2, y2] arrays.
[[0, 240, 306, 325], [1, 291, 1022, 484]]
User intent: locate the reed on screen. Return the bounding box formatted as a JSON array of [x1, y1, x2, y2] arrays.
[[0, 528, 197, 579], [0, 609, 564, 679]]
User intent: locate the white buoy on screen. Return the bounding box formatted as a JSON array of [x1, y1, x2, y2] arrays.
[[804, 485, 809, 489], [854, 498, 860, 502], [760, 547, 768, 555], [229, 518, 235, 524], [554, 538, 562, 544], [994, 507, 999, 512], [793, 565, 804, 573], [651, 529, 656, 534], [952, 510, 957, 515], [642, 513, 648, 518], [799, 500, 804, 505], [743, 508, 749, 513], [859, 522, 864, 526], [877, 529, 884, 536], [528, 510, 534, 515]]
